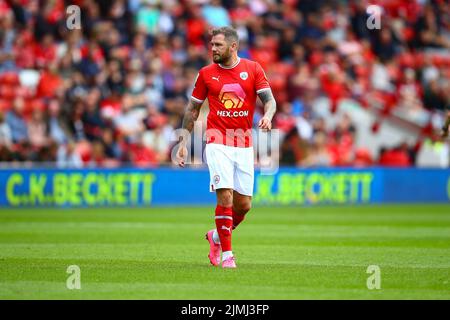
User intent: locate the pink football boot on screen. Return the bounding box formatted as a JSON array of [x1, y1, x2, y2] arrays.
[[222, 256, 237, 268], [205, 230, 221, 266]]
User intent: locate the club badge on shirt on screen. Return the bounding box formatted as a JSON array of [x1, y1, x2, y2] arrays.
[[240, 72, 248, 80]]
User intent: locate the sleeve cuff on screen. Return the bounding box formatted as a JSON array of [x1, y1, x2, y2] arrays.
[[191, 96, 205, 103], [256, 88, 271, 94]]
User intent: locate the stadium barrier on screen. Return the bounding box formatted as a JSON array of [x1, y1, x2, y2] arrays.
[[0, 167, 449, 207]]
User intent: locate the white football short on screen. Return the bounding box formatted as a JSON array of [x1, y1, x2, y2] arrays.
[[205, 143, 254, 196]]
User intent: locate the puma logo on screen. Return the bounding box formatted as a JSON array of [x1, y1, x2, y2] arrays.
[[221, 225, 231, 233], [212, 76, 220, 82]]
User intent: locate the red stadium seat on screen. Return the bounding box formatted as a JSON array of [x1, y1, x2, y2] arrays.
[[30, 98, 46, 112], [0, 72, 20, 86], [353, 148, 373, 167], [271, 62, 295, 76], [22, 98, 45, 119], [0, 85, 16, 100], [15, 86, 34, 99], [432, 55, 450, 67], [443, 68, 450, 79], [399, 52, 415, 68], [414, 53, 425, 68], [265, 36, 279, 51], [378, 149, 411, 167]]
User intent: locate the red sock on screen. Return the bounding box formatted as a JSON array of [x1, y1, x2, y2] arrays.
[[232, 208, 245, 230], [215, 205, 233, 252]]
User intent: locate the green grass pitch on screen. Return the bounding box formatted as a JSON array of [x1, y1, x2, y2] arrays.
[[0, 205, 449, 299]]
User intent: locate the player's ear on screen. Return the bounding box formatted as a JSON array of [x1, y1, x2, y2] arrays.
[[231, 41, 238, 52]]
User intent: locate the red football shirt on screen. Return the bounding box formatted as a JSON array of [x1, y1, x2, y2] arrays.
[[191, 57, 271, 147]]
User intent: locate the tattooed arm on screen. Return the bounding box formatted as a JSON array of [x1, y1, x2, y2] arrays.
[[257, 89, 277, 130], [179, 99, 203, 142], [176, 99, 203, 167]]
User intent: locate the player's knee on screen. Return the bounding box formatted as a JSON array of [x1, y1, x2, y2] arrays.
[[235, 201, 251, 215], [243, 202, 252, 214], [217, 189, 233, 207]]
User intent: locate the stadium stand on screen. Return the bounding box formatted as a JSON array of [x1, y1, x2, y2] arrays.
[[0, 0, 448, 167]]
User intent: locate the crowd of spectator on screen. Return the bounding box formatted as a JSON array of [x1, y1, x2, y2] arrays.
[[0, 0, 449, 168]]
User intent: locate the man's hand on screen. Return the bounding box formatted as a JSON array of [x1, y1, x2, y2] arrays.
[[258, 116, 272, 131], [176, 143, 188, 167]]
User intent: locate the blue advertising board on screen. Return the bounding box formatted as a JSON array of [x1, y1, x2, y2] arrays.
[[0, 167, 448, 207]]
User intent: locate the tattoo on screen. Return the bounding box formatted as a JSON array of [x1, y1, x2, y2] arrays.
[[258, 89, 277, 120], [180, 99, 203, 142]]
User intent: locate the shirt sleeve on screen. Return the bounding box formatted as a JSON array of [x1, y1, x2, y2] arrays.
[[191, 69, 207, 103], [254, 62, 271, 94]]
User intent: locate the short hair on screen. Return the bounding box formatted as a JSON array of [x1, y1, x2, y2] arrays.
[[211, 26, 239, 46]]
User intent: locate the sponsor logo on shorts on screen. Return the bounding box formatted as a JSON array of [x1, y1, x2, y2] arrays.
[[213, 175, 220, 184]]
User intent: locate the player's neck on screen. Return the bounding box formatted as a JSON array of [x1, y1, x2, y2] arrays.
[[219, 55, 240, 69]]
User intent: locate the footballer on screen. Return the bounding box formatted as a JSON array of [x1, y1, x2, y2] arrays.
[[176, 27, 276, 268]]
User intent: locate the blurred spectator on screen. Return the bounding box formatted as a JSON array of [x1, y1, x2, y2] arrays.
[[423, 79, 447, 111], [48, 99, 70, 145], [186, 4, 208, 47], [397, 68, 426, 122], [101, 127, 123, 160], [274, 102, 297, 138], [331, 113, 356, 166], [68, 99, 86, 141], [89, 140, 106, 167], [82, 88, 105, 141], [372, 28, 399, 62], [142, 113, 170, 163], [350, 1, 371, 40], [279, 126, 304, 166], [136, 2, 161, 37], [295, 109, 314, 141], [36, 63, 63, 98], [113, 94, 145, 141], [334, 113, 356, 141], [28, 108, 48, 149], [0, 10, 16, 72], [76, 42, 103, 81], [38, 140, 58, 163], [0, 111, 12, 148], [57, 142, 83, 168], [34, 33, 57, 69], [5, 97, 28, 144], [371, 59, 395, 92], [414, 4, 450, 49], [202, 0, 231, 28], [301, 132, 332, 167], [129, 134, 158, 167]]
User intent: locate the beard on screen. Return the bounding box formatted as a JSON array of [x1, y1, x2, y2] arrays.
[[213, 48, 231, 64]]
